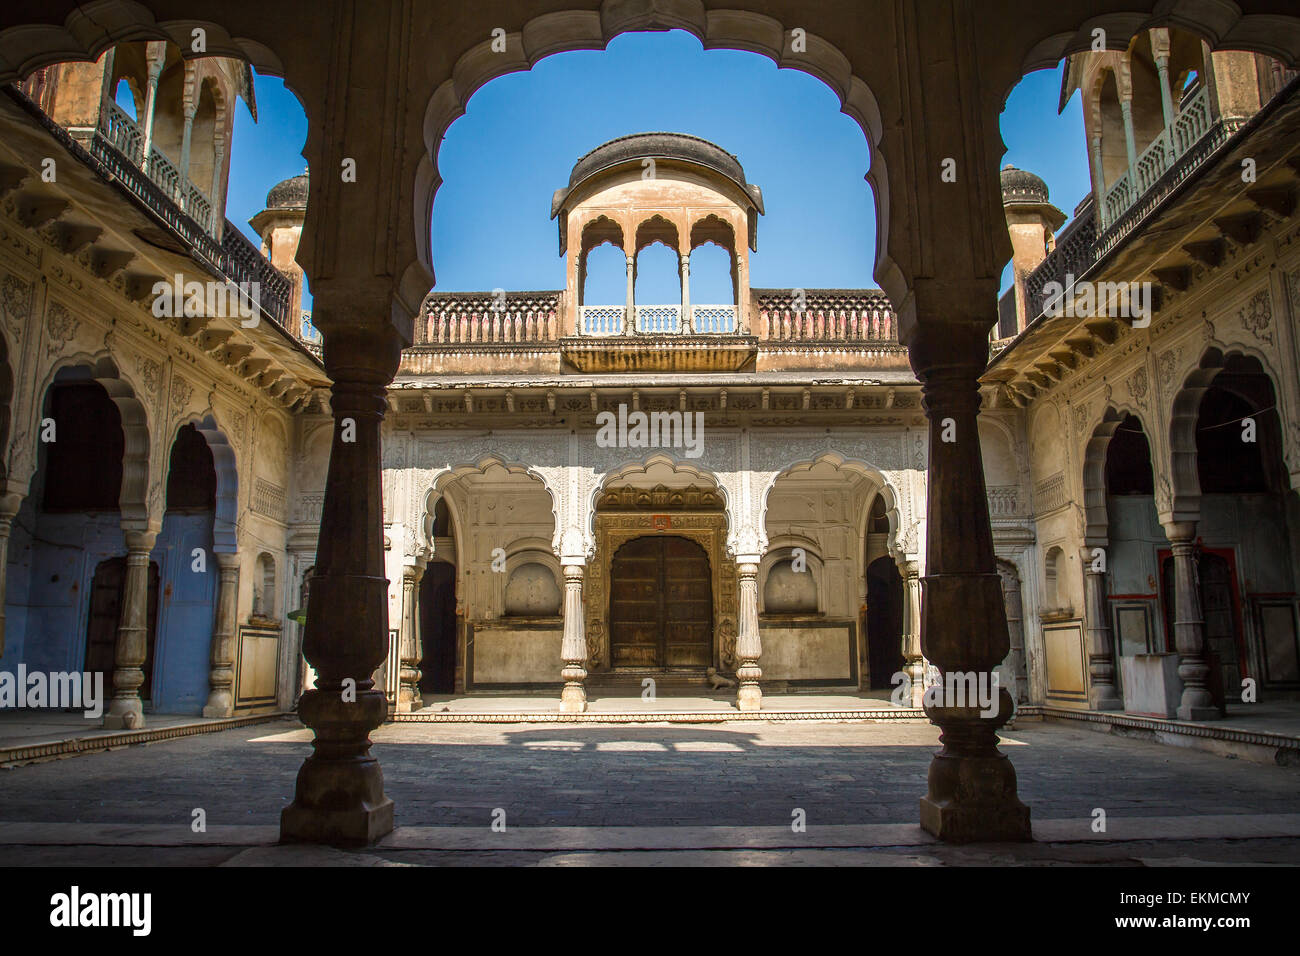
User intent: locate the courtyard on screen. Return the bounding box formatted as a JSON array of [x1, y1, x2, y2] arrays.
[[2, 717, 1297, 866]]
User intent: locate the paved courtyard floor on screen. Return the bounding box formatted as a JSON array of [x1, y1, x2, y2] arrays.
[[1, 716, 1298, 865]]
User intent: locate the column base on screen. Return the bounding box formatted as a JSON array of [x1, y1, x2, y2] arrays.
[[202, 692, 233, 719], [281, 687, 393, 846], [560, 686, 587, 714], [1177, 704, 1221, 721], [922, 692, 1031, 843], [920, 789, 1032, 843], [103, 699, 145, 730], [281, 798, 395, 847], [737, 684, 762, 712], [1089, 691, 1123, 712]]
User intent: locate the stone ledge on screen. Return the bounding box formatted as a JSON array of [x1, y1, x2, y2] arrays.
[[0, 712, 291, 767]]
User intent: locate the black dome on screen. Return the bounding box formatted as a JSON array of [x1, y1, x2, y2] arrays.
[[1000, 164, 1050, 205], [266, 171, 309, 209], [555, 132, 763, 214]]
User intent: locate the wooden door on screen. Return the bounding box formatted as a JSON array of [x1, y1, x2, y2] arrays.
[[610, 536, 712, 668], [84, 557, 125, 688], [84, 557, 160, 701]]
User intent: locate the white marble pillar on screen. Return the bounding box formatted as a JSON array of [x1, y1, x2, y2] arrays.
[[105, 529, 158, 729], [0, 492, 23, 657], [397, 564, 424, 713], [202, 551, 241, 717], [736, 562, 762, 711], [1163, 522, 1219, 720], [680, 251, 691, 330], [560, 564, 587, 713], [1081, 550, 1122, 711], [624, 253, 635, 333], [901, 561, 925, 707]]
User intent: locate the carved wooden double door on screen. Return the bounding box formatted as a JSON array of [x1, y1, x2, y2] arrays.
[[609, 535, 712, 668]]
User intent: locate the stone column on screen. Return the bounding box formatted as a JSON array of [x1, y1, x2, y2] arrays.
[[1150, 31, 1178, 144], [559, 564, 588, 713], [624, 252, 635, 332], [281, 318, 401, 845], [104, 529, 158, 730], [1163, 521, 1219, 720], [138, 42, 166, 166], [1088, 134, 1107, 225], [1119, 97, 1140, 189], [907, 314, 1030, 842], [1081, 549, 1122, 711], [680, 251, 691, 330], [397, 564, 423, 713], [0, 492, 24, 657], [900, 560, 925, 707], [178, 79, 197, 208], [735, 561, 762, 711], [202, 551, 241, 717]]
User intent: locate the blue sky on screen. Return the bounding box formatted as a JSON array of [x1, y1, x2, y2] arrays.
[[223, 29, 1091, 304]]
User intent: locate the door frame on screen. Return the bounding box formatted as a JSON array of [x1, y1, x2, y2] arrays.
[[588, 510, 734, 672]]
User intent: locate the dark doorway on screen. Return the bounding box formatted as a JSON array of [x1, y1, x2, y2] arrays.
[[84, 556, 161, 701], [609, 535, 712, 668], [865, 556, 904, 690], [41, 381, 124, 511], [418, 562, 457, 693]]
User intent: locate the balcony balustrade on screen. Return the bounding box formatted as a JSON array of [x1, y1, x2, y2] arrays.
[[577, 304, 739, 335], [1099, 84, 1212, 230], [101, 100, 215, 234]]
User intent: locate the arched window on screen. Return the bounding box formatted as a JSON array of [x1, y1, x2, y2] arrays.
[[253, 552, 277, 620], [40, 380, 124, 512], [432, 498, 452, 537], [867, 494, 890, 534], [1044, 546, 1065, 608], [763, 558, 818, 613]]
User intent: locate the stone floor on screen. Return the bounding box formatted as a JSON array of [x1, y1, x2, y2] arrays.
[[0, 716, 1297, 865], [411, 690, 904, 714]]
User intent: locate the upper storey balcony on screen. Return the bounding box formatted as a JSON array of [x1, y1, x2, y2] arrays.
[[995, 34, 1299, 339], [12, 42, 300, 332], [399, 133, 909, 380]]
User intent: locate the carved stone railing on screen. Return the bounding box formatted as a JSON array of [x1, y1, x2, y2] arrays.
[[987, 485, 1021, 517], [419, 291, 561, 344], [690, 305, 737, 334], [101, 99, 215, 234], [1022, 200, 1098, 323], [1033, 472, 1068, 515], [635, 304, 682, 334], [6, 85, 299, 334], [579, 305, 625, 335], [578, 303, 739, 335], [754, 289, 897, 342]]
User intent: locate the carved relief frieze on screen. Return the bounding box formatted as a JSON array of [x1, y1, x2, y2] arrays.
[[169, 374, 194, 422], [1126, 366, 1149, 405], [1, 272, 32, 335], [1238, 288, 1273, 345], [0, 222, 42, 265], [134, 355, 162, 400], [1157, 347, 1180, 391], [44, 301, 78, 357]]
